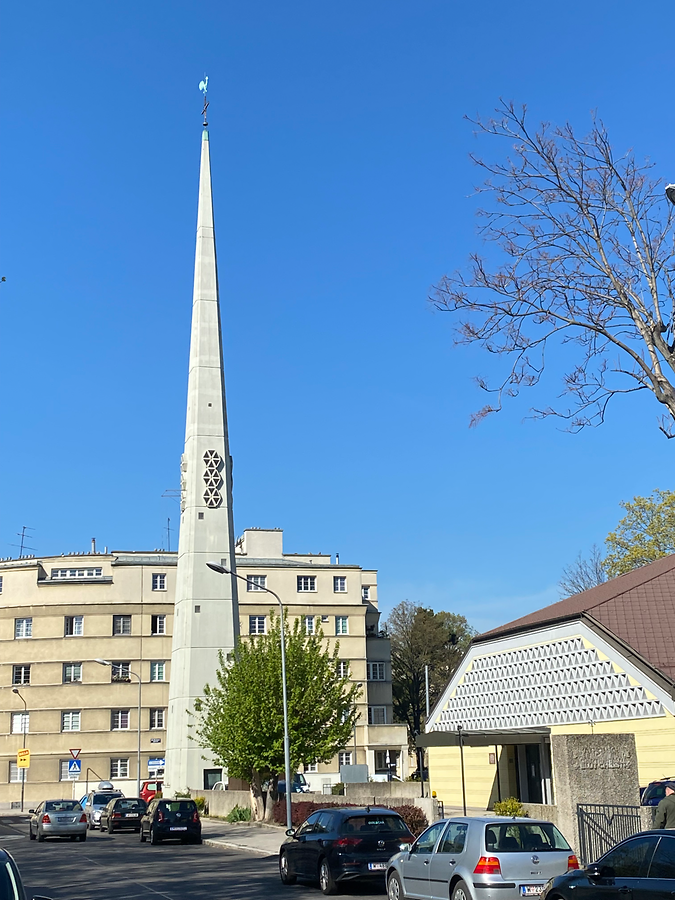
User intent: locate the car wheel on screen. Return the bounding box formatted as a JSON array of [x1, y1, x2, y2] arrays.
[[78, 833, 87, 842], [139, 828, 147, 843], [387, 871, 404, 900], [279, 850, 297, 886], [37, 829, 45, 843], [150, 827, 161, 845], [29, 826, 36, 841], [318, 858, 337, 895], [452, 880, 470, 900]]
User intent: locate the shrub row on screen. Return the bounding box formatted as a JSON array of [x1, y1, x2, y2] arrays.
[[272, 800, 428, 836]]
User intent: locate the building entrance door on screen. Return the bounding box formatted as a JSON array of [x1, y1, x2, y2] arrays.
[[525, 744, 543, 803]]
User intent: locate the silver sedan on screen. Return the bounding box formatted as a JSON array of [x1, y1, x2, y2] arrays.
[[28, 800, 87, 842]]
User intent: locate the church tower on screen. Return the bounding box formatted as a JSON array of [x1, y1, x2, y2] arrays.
[[165, 127, 239, 791]]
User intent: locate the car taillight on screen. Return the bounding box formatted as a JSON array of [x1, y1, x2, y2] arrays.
[[474, 856, 501, 875], [567, 854, 580, 870], [113, 813, 122, 818], [41, 814, 51, 824], [157, 810, 164, 822], [335, 837, 362, 848], [80, 814, 87, 823]]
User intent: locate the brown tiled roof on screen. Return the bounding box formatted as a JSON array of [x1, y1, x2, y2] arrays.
[[477, 554, 675, 680]]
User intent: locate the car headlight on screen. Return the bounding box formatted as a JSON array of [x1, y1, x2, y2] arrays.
[[94, 811, 101, 820]]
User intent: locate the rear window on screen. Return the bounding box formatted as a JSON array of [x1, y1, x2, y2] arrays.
[[93, 793, 120, 805], [342, 815, 409, 835], [160, 801, 196, 812], [117, 799, 146, 810], [644, 784, 668, 803], [45, 800, 81, 812], [485, 823, 571, 853]]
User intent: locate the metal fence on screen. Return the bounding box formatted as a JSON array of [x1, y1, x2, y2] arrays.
[[576, 802, 642, 865]]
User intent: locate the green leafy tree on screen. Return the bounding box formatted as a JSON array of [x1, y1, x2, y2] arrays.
[[194, 614, 360, 820], [387, 601, 476, 749], [604, 489, 675, 577]]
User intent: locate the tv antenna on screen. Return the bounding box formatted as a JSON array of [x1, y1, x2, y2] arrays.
[[11, 525, 35, 558], [164, 518, 173, 553]]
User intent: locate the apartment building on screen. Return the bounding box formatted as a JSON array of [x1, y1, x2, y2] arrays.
[[0, 530, 407, 805]]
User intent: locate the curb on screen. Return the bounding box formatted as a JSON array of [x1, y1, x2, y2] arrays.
[[203, 838, 276, 857]]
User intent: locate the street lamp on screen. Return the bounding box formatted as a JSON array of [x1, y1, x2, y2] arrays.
[[206, 561, 293, 831], [666, 184, 675, 206], [12, 688, 27, 812], [95, 659, 142, 797]]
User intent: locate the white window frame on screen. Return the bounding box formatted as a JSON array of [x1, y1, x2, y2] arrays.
[[150, 708, 165, 729], [51, 567, 102, 579], [152, 573, 166, 591], [338, 751, 352, 767], [111, 662, 131, 682], [9, 762, 26, 783], [304, 615, 315, 635], [110, 758, 129, 779], [150, 661, 166, 682], [111, 710, 130, 731], [12, 665, 30, 685], [297, 575, 317, 593], [367, 662, 386, 681], [11, 712, 29, 735], [112, 614, 132, 636], [361, 585, 370, 601], [14, 618, 32, 639], [0, 575, 3, 594], [63, 663, 82, 683], [59, 759, 74, 781], [64, 615, 84, 637], [61, 711, 81, 732], [333, 576, 347, 593], [368, 706, 387, 725], [337, 660, 350, 678], [249, 615, 266, 635], [335, 616, 349, 635], [304, 762, 318, 773], [246, 575, 267, 592], [151, 614, 166, 635]]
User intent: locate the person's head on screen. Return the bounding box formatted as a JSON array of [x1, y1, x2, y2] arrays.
[[664, 782, 675, 796]]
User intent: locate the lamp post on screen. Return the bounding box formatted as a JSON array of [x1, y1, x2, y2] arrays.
[[95, 659, 142, 797], [206, 561, 293, 831], [666, 184, 675, 206], [12, 688, 27, 812]]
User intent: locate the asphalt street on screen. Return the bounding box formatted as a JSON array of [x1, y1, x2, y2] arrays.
[[0, 817, 385, 900]]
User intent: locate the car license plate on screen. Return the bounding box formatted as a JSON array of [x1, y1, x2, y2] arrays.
[[170, 826, 188, 831], [57, 817, 74, 823], [125, 813, 139, 817], [520, 886, 544, 897], [368, 863, 387, 871]]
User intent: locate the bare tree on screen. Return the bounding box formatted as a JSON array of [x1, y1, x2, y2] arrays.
[[432, 101, 675, 436], [559, 544, 606, 597]]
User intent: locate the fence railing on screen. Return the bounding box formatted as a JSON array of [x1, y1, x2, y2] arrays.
[[577, 802, 642, 865]]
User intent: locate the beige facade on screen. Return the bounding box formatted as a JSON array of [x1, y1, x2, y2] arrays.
[[0, 529, 406, 805]]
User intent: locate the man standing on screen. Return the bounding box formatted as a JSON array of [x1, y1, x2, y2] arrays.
[[654, 782, 675, 829]]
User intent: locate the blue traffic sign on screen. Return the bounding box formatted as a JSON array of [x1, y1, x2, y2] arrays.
[[68, 759, 81, 777]]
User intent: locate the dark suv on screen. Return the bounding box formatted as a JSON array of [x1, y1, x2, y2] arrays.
[[642, 778, 675, 806], [279, 806, 414, 895], [139, 798, 202, 845]]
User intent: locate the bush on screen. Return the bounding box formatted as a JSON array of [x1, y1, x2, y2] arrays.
[[174, 789, 191, 799], [393, 804, 428, 836], [226, 804, 251, 823], [272, 799, 428, 835], [493, 797, 527, 817], [194, 796, 207, 813], [331, 783, 345, 796]]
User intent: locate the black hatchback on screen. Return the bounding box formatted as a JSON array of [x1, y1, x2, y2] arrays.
[[279, 807, 414, 895], [541, 830, 675, 899], [139, 799, 202, 845], [100, 797, 147, 833]]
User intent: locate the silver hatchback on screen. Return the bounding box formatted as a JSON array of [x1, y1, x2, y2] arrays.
[[28, 800, 87, 842], [386, 816, 578, 900]]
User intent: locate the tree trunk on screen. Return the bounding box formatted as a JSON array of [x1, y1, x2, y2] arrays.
[[249, 770, 265, 822], [263, 774, 279, 823]]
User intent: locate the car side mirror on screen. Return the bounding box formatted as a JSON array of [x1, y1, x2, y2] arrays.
[[585, 863, 614, 882], [28, 809, 35, 814], [285, 828, 296, 837]]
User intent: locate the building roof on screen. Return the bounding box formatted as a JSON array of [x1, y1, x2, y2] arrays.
[[477, 554, 675, 680]]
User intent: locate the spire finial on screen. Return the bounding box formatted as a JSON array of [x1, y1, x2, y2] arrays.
[[199, 76, 209, 127]]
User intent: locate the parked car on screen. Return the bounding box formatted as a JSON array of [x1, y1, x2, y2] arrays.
[[100, 797, 147, 833], [139, 798, 202, 845], [82, 789, 124, 829], [28, 800, 87, 842], [139, 781, 163, 803], [279, 806, 414, 895], [541, 830, 675, 899], [277, 773, 311, 797], [0, 847, 52, 900], [641, 777, 675, 806], [387, 816, 578, 900]]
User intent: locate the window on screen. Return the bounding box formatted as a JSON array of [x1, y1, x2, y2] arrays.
[[304, 762, 318, 773], [152, 573, 166, 591], [113, 615, 132, 635], [249, 615, 266, 635], [11, 712, 29, 734], [338, 751, 352, 767], [64, 615, 84, 636], [59, 760, 74, 781], [9, 763, 26, 784], [0, 576, 3, 594], [601, 835, 658, 878], [321, 614, 329, 623], [361, 586, 370, 601], [375, 750, 399, 774], [111, 662, 131, 682], [111, 710, 130, 730], [63, 663, 82, 683], [438, 822, 468, 855], [337, 660, 350, 678], [304, 615, 315, 635], [297, 575, 316, 592], [14, 618, 32, 639], [151, 615, 166, 635], [333, 576, 347, 593], [110, 758, 129, 779], [368, 706, 387, 725], [51, 567, 102, 578], [336, 616, 348, 635], [61, 711, 81, 732], [246, 575, 267, 591], [411, 822, 445, 855], [150, 709, 165, 729], [12, 665, 30, 685], [367, 662, 386, 681], [150, 661, 165, 682], [649, 835, 675, 878]]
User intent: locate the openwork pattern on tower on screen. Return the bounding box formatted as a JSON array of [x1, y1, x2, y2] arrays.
[[203, 450, 223, 508]]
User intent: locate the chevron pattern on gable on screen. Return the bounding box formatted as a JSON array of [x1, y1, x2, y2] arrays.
[[432, 636, 663, 731]]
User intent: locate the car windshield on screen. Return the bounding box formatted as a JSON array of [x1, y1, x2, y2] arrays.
[[117, 800, 145, 810], [160, 801, 195, 812], [93, 794, 119, 805], [45, 801, 81, 812], [342, 815, 408, 834], [485, 823, 571, 852], [1, 860, 23, 900], [644, 784, 668, 803]]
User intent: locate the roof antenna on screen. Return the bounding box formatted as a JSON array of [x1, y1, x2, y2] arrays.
[[199, 75, 209, 127]]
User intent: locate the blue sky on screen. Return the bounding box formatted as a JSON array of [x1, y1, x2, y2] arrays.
[[2, 0, 675, 632]]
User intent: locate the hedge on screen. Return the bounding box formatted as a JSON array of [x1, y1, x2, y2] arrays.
[[272, 800, 428, 836]]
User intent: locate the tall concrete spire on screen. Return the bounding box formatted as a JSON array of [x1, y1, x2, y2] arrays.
[[165, 129, 239, 792]]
